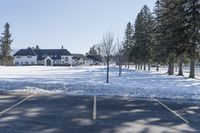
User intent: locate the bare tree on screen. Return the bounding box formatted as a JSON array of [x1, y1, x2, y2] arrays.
[[101, 32, 115, 83], [115, 39, 123, 76]]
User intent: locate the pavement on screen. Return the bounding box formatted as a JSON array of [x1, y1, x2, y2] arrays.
[[0, 93, 200, 133]]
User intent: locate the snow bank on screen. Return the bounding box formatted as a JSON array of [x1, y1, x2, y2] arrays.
[[0, 66, 200, 100]]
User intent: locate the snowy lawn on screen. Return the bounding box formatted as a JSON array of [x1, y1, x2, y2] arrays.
[[0, 66, 200, 100]]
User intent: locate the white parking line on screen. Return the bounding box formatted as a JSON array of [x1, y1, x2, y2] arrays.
[[153, 98, 190, 124], [93, 96, 97, 120], [0, 94, 35, 116]]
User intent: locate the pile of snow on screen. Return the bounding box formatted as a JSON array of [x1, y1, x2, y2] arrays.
[[0, 66, 200, 100]]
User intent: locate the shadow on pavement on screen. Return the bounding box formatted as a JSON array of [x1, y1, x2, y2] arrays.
[[0, 94, 199, 133]]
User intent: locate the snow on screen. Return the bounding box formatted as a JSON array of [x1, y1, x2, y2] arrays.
[[0, 66, 200, 100]]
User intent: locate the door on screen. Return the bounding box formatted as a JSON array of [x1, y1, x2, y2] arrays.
[[46, 59, 52, 66]]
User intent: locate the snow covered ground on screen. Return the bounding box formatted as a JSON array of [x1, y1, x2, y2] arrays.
[[0, 66, 200, 100]]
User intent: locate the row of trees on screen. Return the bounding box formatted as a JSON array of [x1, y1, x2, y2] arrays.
[[123, 0, 200, 78], [0, 23, 13, 65]]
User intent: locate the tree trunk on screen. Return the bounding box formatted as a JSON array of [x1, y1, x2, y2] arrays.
[[119, 65, 122, 76], [189, 58, 195, 78], [144, 63, 146, 71], [178, 55, 183, 76], [156, 63, 159, 71], [175, 66, 178, 72], [171, 62, 174, 75], [140, 64, 143, 70], [148, 62, 151, 71], [167, 63, 170, 74], [135, 64, 137, 69], [127, 61, 129, 69], [106, 58, 109, 83], [189, 43, 196, 78], [168, 59, 174, 75], [118, 56, 122, 76]]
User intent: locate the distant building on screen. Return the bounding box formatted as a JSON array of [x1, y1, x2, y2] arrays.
[[13, 48, 72, 66], [86, 54, 102, 65], [72, 54, 93, 66]]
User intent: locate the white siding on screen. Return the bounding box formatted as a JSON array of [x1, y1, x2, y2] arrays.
[[85, 60, 93, 65], [61, 55, 72, 65], [54, 59, 61, 65], [13, 56, 37, 65]]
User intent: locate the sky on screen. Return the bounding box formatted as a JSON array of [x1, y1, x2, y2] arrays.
[[0, 0, 157, 54]]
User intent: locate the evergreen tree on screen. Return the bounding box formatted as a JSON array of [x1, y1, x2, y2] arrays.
[[88, 45, 98, 55], [133, 5, 154, 70], [161, 0, 176, 75], [184, 0, 200, 78], [154, 0, 183, 75], [153, 0, 166, 71], [123, 22, 134, 69], [153, 0, 200, 77], [0, 23, 13, 65]]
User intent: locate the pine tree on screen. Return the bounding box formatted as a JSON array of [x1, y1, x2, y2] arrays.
[[167, 0, 200, 77], [123, 22, 134, 69], [0, 23, 13, 65], [133, 5, 154, 70], [89, 45, 98, 55], [155, 0, 181, 75], [153, 0, 166, 71], [173, 0, 189, 76], [153, 0, 200, 77], [185, 0, 200, 78]]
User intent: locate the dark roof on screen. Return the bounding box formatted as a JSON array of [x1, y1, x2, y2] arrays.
[[34, 49, 71, 60], [13, 48, 37, 56], [13, 48, 71, 60], [72, 54, 91, 60], [86, 54, 102, 62]]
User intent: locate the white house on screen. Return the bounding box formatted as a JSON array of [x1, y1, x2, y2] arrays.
[[13, 48, 73, 66], [72, 54, 93, 66]]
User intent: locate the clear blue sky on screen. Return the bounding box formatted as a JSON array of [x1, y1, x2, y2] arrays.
[[0, 0, 156, 54]]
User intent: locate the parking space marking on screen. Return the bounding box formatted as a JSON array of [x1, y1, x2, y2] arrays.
[[153, 98, 190, 124], [93, 96, 96, 120], [0, 93, 35, 116]]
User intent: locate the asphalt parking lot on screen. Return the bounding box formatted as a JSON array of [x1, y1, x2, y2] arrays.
[[0, 93, 200, 133]]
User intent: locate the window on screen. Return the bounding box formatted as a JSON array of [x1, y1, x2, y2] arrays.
[[54, 60, 61, 64], [27, 56, 32, 58], [25, 62, 29, 65], [65, 57, 68, 62], [31, 62, 35, 65], [15, 62, 19, 65]]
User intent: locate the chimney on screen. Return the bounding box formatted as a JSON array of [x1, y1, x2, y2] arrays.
[[61, 45, 64, 49], [36, 45, 39, 50]]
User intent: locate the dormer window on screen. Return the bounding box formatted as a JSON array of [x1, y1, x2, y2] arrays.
[[42, 54, 47, 58]]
